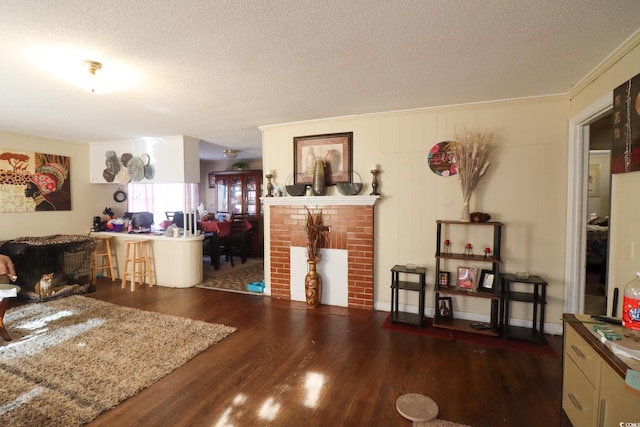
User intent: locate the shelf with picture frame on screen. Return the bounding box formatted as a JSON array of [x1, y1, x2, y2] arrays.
[[433, 220, 503, 336]]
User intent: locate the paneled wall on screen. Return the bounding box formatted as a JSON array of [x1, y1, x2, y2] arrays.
[[261, 98, 569, 332]]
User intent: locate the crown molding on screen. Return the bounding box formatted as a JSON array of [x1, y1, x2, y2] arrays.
[[569, 29, 640, 99]]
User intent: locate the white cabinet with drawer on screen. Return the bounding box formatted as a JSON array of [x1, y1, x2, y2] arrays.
[[563, 327, 599, 426], [599, 363, 640, 426], [562, 315, 640, 427]]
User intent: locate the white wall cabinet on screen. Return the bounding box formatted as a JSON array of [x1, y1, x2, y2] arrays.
[[89, 135, 200, 184]]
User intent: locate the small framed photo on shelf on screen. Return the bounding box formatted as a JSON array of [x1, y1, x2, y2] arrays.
[[437, 296, 453, 319], [457, 266, 477, 291], [478, 269, 496, 294], [438, 271, 450, 288]]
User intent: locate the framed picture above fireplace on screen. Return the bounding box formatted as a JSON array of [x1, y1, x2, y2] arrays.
[[293, 132, 353, 185]]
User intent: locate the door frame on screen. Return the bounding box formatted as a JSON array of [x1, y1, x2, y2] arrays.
[[564, 94, 611, 314]]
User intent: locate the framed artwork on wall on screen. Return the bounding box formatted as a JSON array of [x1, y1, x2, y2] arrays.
[[0, 150, 71, 212], [588, 164, 600, 197], [293, 132, 353, 185], [611, 71, 640, 174]]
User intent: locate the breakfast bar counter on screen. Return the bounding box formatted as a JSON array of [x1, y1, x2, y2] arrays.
[[90, 231, 203, 288]]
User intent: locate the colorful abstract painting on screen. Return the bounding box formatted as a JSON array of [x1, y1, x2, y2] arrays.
[[612, 72, 640, 174], [0, 150, 71, 212]]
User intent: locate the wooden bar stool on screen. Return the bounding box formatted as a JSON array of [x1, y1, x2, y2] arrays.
[[91, 236, 117, 283], [121, 239, 156, 292]]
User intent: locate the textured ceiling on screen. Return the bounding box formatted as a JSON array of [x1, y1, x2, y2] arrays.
[[0, 1, 639, 160]]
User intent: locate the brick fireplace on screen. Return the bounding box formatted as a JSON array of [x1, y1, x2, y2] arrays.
[[263, 196, 379, 310]]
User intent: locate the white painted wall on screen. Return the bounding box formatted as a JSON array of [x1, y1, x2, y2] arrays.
[[608, 171, 640, 314]]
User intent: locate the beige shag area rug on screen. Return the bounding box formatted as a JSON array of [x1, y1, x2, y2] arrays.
[[0, 296, 236, 426]]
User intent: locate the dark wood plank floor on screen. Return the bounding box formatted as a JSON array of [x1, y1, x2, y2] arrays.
[[84, 280, 564, 427]]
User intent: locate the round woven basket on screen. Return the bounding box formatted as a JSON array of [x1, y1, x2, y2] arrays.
[[336, 171, 363, 196]]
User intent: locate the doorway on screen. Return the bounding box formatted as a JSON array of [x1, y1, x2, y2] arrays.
[[584, 116, 612, 315], [564, 94, 611, 315]]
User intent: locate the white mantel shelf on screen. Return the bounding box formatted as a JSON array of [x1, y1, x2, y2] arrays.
[[261, 195, 379, 207]]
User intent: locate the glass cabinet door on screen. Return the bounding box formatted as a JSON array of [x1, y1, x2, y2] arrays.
[[216, 177, 228, 213], [230, 176, 243, 213], [211, 171, 262, 218], [246, 175, 257, 215]]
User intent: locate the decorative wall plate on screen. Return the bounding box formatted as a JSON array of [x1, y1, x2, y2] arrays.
[[428, 141, 457, 176], [113, 189, 127, 203], [144, 164, 155, 180], [102, 169, 115, 182], [115, 168, 131, 185], [120, 153, 133, 167], [127, 157, 145, 181]]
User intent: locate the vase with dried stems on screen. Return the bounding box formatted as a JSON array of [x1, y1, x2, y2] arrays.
[[304, 206, 327, 308], [452, 131, 491, 221]]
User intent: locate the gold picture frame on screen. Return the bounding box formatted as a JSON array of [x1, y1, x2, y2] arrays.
[[293, 132, 353, 185]]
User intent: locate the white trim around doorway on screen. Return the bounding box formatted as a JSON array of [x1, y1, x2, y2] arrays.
[[564, 94, 612, 314]]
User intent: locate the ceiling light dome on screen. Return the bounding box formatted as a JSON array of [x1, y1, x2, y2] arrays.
[[223, 149, 238, 159], [82, 60, 103, 93]]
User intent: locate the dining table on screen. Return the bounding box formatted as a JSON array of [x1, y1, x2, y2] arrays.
[[199, 219, 252, 238], [199, 220, 252, 269]]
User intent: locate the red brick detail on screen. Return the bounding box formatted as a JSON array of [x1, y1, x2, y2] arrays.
[[269, 204, 374, 310]]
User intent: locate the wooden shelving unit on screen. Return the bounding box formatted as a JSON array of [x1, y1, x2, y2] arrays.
[[502, 273, 547, 343], [433, 220, 503, 336], [390, 265, 427, 328]]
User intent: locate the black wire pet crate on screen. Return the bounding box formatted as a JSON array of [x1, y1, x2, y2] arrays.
[[0, 234, 95, 302]]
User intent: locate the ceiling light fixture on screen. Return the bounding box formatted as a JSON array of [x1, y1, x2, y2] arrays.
[[82, 60, 103, 93], [223, 149, 239, 159]]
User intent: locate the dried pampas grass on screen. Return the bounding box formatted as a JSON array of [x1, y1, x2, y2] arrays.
[[304, 207, 327, 261], [452, 131, 491, 221]]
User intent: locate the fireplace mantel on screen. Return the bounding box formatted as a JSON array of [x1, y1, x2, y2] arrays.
[[261, 195, 379, 207], [264, 195, 379, 310]]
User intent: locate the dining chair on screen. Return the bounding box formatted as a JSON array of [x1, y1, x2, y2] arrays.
[[222, 219, 248, 267], [231, 212, 249, 221], [204, 232, 222, 270], [165, 211, 180, 221]]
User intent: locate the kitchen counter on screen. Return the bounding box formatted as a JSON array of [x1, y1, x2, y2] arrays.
[[91, 231, 203, 288]]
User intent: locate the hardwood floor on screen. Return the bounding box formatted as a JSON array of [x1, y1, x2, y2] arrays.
[[86, 280, 564, 427]]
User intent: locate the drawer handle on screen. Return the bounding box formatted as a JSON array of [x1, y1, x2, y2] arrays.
[[570, 345, 586, 359], [568, 393, 583, 411]]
